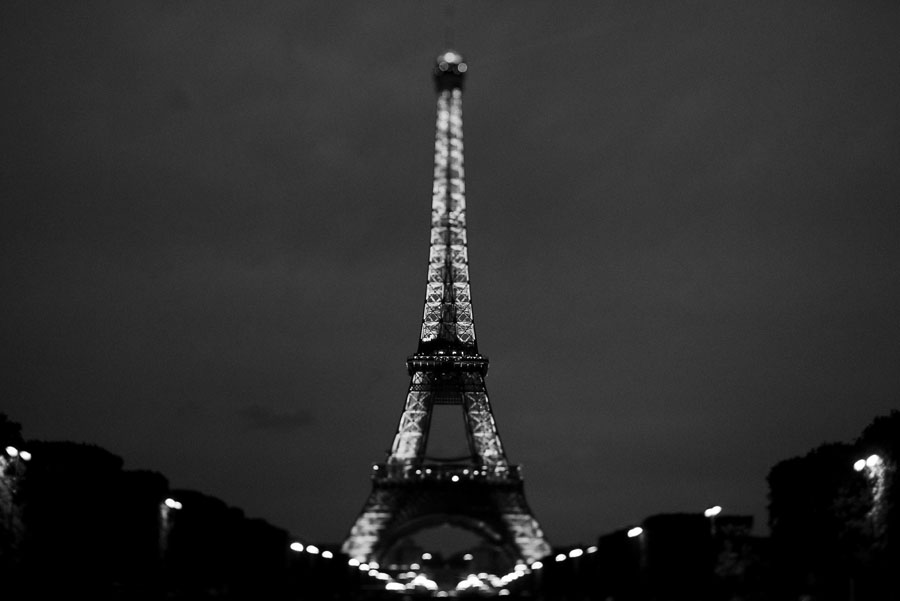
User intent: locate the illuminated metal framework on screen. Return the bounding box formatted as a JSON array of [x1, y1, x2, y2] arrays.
[[342, 51, 550, 568]]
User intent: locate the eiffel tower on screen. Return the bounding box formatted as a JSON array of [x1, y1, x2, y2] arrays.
[[342, 51, 551, 570]]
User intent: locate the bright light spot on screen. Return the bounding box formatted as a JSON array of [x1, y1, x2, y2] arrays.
[[555, 553, 566, 562], [463, 554, 473, 561], [348, 558, 360, 566], [587, 546, 598, 554], [867, 454, 882, 468], [531, 561, 543, 570], [627, 527, 643, 538], [373, 465, 379, 471], [458, 63, 468, 73], [451, 475, 460, 482], [514, 563, 527, 572], [19, 450, 32, 461], [411, 574, 438, 590], [358, 563, 370, 571], [322, 550, 333, 559], [164, 498, 182, 510], [569, 548, 583, 558], [289, 542, 304, 552], [369, 561, 380, 569], [376, 573, 390, 581], [385, 582, 405, 591], [437, 592, 449, 598], [306, 545, 319, 555], [368, 569, 379, 577], [422, 552, 432, 560], [854, 459, 867, 471], [410, 562, 420, 570], [499, 589, 510, 596], [5, 446, 18, 457], [704, 505, 722, 518]]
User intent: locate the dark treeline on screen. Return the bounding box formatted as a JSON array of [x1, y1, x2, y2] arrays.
[[0, 415, 346, 600], [2, 411, 898, 600]]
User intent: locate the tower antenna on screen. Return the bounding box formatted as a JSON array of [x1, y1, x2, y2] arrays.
[[443, 0, 455, 49]]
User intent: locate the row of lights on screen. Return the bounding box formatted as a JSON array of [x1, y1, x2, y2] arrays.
[[854, 454, 882, 472], [5, 446, 32, 461], [554, 544, 599, 562]]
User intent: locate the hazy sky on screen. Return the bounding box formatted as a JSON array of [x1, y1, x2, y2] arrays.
[[3, 1, 899, 546]]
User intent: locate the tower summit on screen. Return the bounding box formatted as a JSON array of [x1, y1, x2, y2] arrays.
[[342, 51, 550, 578]]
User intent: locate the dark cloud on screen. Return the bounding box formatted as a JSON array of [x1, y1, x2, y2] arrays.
[[2, 0, 899, 544], [238, 404, 313, 433]]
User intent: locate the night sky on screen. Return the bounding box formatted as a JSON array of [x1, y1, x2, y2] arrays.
[[3, 1, 899, 546]]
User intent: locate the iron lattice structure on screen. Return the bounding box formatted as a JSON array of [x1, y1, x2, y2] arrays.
[[342, 51, 551, 567]]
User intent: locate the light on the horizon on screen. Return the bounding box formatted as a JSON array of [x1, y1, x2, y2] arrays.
[[627, 527, 643, 538], [569, 548, 583, 558], [290, 542, 304, 552], [704, 505, 722, 518]]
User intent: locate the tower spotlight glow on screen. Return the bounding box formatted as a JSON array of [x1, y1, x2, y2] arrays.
[[704, 505, 722, 518], [627, 527, 643, 538]]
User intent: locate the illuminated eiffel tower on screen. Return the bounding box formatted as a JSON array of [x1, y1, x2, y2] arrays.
[[342, 51, 551, 569]]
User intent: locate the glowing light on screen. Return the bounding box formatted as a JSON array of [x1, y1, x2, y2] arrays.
[[555, 553, 566, 562], [627, 527, 643, 538], [368, 569, 379, 577], [5, 446, 18, 457], [569, 548, 583, 558], [385, 582, 405, 591], [458, 63, 468, 73], [854, 459, 867, 471], [164, 498, 182, 510], [451, 475, 460, 482], [514, 563, 527, 572], [499, 589, 510, 596], [422, 552, 432, 560], [410, 562, 420, 570], [19, 450, 31, 461], [289, 542, 304, 552], [322, 550, 333, 559], [463, 554, 473, 561], [369, 561, 380, 569], [348, 558, 360, 566], [867, 454, 882, 468], [306, 545, 319, 554], [587, 545, 598, 554], [704, 505, 722, 518], [359, 563, 370, 571], [531, 561, 543, 570]]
